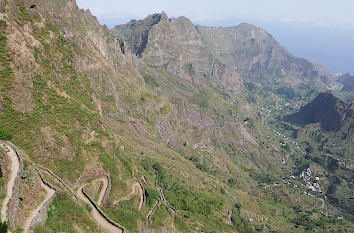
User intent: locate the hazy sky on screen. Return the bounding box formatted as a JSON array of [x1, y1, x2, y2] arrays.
[[77, 0, 354, 28], [76, 0, 354, 74]]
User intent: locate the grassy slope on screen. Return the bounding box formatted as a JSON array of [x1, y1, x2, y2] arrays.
[[0, 1, 351, 232]]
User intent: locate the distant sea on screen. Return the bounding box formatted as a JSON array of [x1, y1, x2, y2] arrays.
[[259, 22, 354, 75], [196, 19, 354, 75]]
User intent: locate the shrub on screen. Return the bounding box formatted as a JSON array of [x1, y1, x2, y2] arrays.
[[0, 221, 7, 233], [21, 170, 30, 179], [85, 203, 92, 212], [16, 6, 32, 26], [145, 187, 159, 206], [0, 125, 12, 141]]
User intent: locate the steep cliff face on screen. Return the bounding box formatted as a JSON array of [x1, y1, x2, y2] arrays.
[[113, 13, 244, 95], [197, 23, 335, 88], [112, 13, 162, 56]]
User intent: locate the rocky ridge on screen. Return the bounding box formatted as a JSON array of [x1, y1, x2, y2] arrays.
[[0, 0, 352, 232]]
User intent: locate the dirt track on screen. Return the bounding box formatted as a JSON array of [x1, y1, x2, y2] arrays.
[[0, 143, 20, 222], [95, 178, 108, 206], [23, 176, 56, 233], [77, 183, 123, 233], [113, 182, 144, 210]]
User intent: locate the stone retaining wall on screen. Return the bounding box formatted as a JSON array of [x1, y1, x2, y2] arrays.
[[102, 174, 111, 207], [35, 164, 78, 201], [82, 184, 126, 233], [158, 186, 176, 213], [27, 169, 58, 233], [147, 200, 161, 220], [137, 180, 146, 209]]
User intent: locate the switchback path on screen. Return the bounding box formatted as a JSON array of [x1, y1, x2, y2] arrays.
[[94, 178, 108, 206], [77, 178, 125, 233], [113, 182, 144, 210]]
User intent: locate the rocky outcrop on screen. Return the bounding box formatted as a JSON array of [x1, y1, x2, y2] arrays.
[[113, 13, 244, 95], [112, 13, 163, 56]]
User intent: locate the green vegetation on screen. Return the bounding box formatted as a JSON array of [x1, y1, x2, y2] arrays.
[[184, 63, 195, 76], [0, 18, 102, 182], [230, 204, 256, 233], [145, 187, 159, 206], [0, 2, 351, 232], [0, 19, 13, 107], [174, 215, 190, 232], [35, 193, 99, 233], [0, 222, 8, 233], [290, 210, 350, 232], [0, 125, 12, 141], [148, 204, 169, 229], [104, 197, 143, 232], [15, 6, 32, 26], [141, 71, 159, 88], [94, 183, 103, 202], [161, 175, 223, 217], [99, 149, 129, 195], [85, 203, 92, 212]]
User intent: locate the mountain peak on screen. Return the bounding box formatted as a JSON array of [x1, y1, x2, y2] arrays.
[[112, 13, 163, 56], [161, 11, 168, 21], [287, 92, 354, 131]]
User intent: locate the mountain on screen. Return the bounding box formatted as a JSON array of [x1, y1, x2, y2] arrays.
[[287, 92, 354, 132], [337, 74, 354, 92], [0, 1, 352, 232], [285, 93, 353, 220], [114, 16, 336, 90], [197, 24, 335, 87], [113, 13, 244, 95]]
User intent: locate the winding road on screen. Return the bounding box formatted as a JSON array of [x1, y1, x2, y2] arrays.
[[0, 142, 136, 233], [77, 180, 125, 233], [94, 178, 108, 206], [0, 142, 20, 222], [113, 182, 144, 210], [23, 174, 56, 233]]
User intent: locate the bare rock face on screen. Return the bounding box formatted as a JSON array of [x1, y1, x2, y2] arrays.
[[113, 13, 244, 95], [197, 23, 336, 89], [112, 13, 163, 56]]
